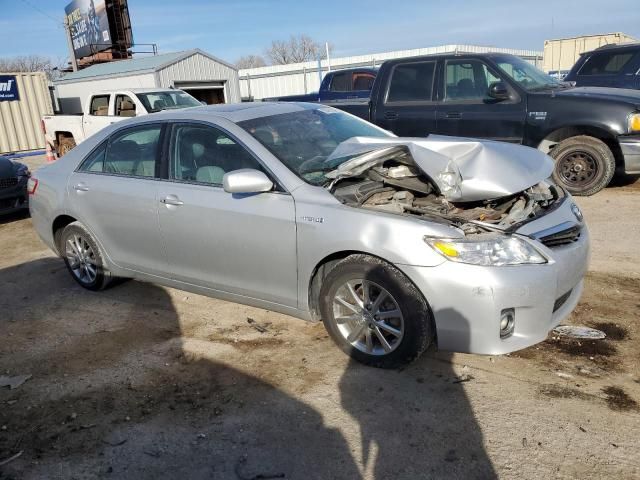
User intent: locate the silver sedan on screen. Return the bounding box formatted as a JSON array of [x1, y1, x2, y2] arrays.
[[29, 103, 589, 368]]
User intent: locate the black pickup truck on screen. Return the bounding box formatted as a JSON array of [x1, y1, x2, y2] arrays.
[[333, 52, 640, 195]]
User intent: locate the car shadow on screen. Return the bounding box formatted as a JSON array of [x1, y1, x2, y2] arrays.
[[0, 209, 29, 225], [0, 257, 495, 479]]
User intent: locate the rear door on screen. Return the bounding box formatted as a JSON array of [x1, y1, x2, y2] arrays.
[[67, 123, 168, 275], [435, 58, 526, 142], [374, 60, 438, 136], [156, 122, 298, 307], [82, 94, 117, 139]]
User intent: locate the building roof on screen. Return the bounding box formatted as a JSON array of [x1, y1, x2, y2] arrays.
[[55, 49, 236, 84]]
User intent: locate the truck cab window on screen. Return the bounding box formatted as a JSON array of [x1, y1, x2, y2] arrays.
[[89, 95, 110, 116], [386, 62, 435, 102], [579, 52, 636, 76], [115, 95, 136, 117], [329, 72, 351, 92], [353, 72, 375, 91]]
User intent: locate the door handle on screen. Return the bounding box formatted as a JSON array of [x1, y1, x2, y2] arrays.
[[384, 111, 398, 120], [445, 112, 462, 119], [73, 183, 89, 192], [160, 196, 184, 206]]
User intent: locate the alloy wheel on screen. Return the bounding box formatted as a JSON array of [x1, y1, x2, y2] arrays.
[[65, 234, 98, 284], [332, 279, 404, 355]]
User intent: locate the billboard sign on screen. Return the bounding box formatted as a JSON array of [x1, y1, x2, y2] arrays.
[[65, 0, 111, 60], [0, 76, 19, 102]]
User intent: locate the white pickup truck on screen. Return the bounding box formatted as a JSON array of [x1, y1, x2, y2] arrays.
[[42, 88, 201, 156]]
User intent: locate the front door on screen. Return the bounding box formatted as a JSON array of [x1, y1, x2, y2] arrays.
[[83, 94, 118, 139], [156, 122, 298, 307], [67, 123, 168, 275], [373, 60, 438, 137], [435, 58, 526, 143]]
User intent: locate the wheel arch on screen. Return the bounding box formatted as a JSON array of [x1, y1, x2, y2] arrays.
[[537, 124, 623, 167], [52, 214, 78, 255]]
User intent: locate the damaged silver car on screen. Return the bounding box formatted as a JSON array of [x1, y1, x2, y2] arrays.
[[29, 103, 589, 368]]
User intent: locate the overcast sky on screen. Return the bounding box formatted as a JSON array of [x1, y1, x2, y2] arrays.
[[1, 0, 639, 64]]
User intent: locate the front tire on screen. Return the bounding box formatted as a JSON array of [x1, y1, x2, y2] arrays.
[[550, 135, 615, 196], [60, 222, 113, 291], [319, 254, 434, 368]]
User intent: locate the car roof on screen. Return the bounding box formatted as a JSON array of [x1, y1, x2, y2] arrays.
[[381, 52, 517, 64], [152, 102, 324, 123], [582, 42, 640, 55]]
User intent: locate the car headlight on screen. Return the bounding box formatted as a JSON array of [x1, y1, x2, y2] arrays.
[[424, 234, 547, 266], [628, 113, 640, 133]]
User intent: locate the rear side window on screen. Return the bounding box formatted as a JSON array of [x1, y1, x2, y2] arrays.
[[386, 62, 436, 102], [89, 95, 110, 116], [579, 52, 636, 76], [93, 125, 162, 177], [78, 142, 107, 172], [114, 95, 136, 117], [352, 72, 375, 91]]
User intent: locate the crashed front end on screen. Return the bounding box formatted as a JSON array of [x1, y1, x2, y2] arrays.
[[327, 136, 590, 355]]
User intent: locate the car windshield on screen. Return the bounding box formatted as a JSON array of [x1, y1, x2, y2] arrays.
[[492, 55, 564, 91], [136, 90, 201, 112], [238, 108, 392, 185]]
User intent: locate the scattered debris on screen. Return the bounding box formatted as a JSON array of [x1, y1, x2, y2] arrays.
[[556, 372, 574, 380], [522, 437, 528, 447], [102, 438, 127, 447], [0, 374, 32, 390], [453, 374, 474, 384], [553, 325, 606, 340], [234, 455, 285, 480], [0, 450, 23, 467], [579, 426, 587, 432], [247, 317, 269, 334]]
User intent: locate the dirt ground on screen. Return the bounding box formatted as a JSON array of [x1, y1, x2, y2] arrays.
[[0, 156, 639, 479]]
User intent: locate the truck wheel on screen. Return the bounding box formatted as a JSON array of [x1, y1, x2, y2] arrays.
[[57, 137, 76, 157], [550, 135, 615, 196], [319, 254, 434, 369]]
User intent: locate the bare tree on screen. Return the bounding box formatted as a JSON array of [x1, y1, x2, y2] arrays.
[[235, 54, 267, 69], [0, 55, 67, 80], [265, 35, 328, 65]]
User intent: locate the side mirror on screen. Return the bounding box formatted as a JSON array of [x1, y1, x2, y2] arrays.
[[223, 169, 273, 194], [488, 81, 510, 100]]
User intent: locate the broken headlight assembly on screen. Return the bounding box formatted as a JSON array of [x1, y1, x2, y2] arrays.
[[424, 234, 547, 266]]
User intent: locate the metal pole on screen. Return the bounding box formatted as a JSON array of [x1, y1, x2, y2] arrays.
[[303, 66, 307, 94], [64, 16, 78, 72], [325, 42, 331, 72]]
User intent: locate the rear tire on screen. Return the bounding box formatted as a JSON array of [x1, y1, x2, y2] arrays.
[[60, 222, 114, 291], [550, 135, 615, 196], [319, 254, 434, 368], [57, 137, 76, 157]]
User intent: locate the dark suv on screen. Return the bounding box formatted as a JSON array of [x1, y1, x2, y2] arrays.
[[564, 43, 640, 89]]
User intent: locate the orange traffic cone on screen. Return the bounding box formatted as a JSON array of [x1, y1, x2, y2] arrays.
[[45, 142, 56, 163]]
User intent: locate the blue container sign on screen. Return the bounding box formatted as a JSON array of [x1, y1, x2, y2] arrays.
[[0, 76, 19, 102]]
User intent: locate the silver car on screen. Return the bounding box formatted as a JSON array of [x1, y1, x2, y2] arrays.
[[29, 103, 589, 368]]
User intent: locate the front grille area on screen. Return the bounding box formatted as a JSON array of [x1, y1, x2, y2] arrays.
[[539, 225, 582, 248], [0, 177, 18, 189], [553, 290, 573, 312]]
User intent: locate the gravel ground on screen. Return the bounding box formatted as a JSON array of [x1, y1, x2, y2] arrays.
[[0, 155, 638, 479]]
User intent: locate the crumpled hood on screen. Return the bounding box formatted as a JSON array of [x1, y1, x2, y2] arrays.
[[325, 135, 554, 202]]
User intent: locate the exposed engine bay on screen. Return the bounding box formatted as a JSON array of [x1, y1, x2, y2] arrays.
[[329, 146, 564, 234]]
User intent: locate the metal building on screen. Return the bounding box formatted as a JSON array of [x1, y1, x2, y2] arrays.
[[239, 44, 543, 100], [543, 33, 638, 77], [54, 49, 240, 114], [0, 72, 53, 154]]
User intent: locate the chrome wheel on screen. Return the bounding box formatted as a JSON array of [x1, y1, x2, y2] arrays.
[[65, 233, 97, 284], [332, 279, 404, 355]]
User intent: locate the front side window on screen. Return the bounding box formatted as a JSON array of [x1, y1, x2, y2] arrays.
[[579, 52, 636, 76], [386, 62, 436, 102], [170, 124, 264, 185], [329, 72, 351, 92], [101, 125, 162, 177], [89, 95, 109, 116], [115, 95, 136, 117], [238, 107, 391, 186], [444, 59, 505, 101]]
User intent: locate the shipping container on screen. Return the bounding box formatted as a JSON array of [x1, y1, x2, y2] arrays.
[[0, 72, 52, 154]]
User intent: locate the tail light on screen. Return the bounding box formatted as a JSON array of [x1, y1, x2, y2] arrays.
[[41, 119, 46, 135], [27, 177, 38, 195]]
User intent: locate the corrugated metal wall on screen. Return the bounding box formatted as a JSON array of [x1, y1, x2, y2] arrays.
[[157, 53, 241, 103], [0, 72, 52, 153], [542, 33, 638, 74], [239, 44, 544, 100]]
